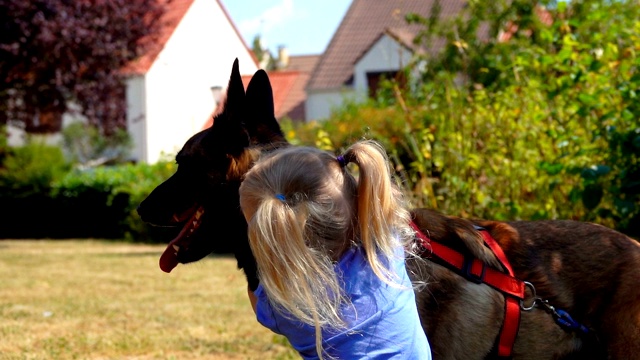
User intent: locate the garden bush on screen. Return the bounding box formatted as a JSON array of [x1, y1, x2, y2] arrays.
[[0, 138, 177, 241], [284, 0, 640, 238]]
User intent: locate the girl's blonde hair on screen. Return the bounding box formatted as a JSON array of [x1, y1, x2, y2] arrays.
[[239, 140, 414, 358]]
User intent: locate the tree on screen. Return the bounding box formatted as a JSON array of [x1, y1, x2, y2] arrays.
[[0, 0, 166, 134], [407, 0, 557, 89], [402, 0, 640, 233], [251, 34, 275, 71]]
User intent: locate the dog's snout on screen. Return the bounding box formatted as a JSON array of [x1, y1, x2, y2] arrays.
[[136, 204, 145, 218], [137, 199, 157, 224]]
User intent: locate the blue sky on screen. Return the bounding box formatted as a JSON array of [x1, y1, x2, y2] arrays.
[[221, 0, 352, 56]]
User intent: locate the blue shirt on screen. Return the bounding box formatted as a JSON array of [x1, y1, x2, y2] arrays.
[[254, 245, 432, 359]]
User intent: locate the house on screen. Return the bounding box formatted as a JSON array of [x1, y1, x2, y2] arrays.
[[5, 0, 258, 165], [124, 0, 258, 163], [352, 27, 420, 99], [244, 51, 319, 123], [305, 0, 467, 121], [264, 52, 320, 122]]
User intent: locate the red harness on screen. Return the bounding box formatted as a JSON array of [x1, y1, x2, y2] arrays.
[[410, 221, 525, 359]]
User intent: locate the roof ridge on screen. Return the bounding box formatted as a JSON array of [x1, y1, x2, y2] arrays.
[[216, 0, 259, 68], [123, 0, 258, 76], [305, 0, 359, 91], [306, 0, 467, 91], [122, 0, 195, 76]]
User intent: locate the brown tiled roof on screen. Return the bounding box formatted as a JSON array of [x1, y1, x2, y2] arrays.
[[352, 27, 425, 66], [277, 55, 320, 121], [285, 55, 320, 73], [385, 27, 420, 51], [123, 0, 257, 76], [122, 0, 194, 75], [307, 0, 467, 91]]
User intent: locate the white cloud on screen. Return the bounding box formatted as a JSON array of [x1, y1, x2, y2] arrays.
[[238, 0, 294, 48]]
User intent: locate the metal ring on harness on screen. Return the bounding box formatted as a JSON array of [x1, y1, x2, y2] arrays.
[[520, 281, 538, 311]]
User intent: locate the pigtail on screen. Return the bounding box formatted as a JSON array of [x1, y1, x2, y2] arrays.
[[240, 143, 412, 359], [343, 140, 413, 285], [248, 196, 344, 329]]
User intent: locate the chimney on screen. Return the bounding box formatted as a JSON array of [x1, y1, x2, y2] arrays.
[[210, 86, 223, 105], [277, 45, 289, 69]]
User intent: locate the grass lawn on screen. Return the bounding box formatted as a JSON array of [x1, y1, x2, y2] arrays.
[[0, 240, 298, 360]]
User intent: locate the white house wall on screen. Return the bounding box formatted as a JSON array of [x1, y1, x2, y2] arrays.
[[126, 75, 146, 162], [353, 34, 412, 93], [305, 89, 356, 122], [305, 35, 412, 122], [7, 102, 86, 147], [136, 0, 257, 163]]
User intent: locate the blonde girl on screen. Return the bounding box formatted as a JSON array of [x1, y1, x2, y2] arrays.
[[239, 140, 431, 359]]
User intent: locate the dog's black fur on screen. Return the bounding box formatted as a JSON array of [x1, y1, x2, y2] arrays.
[[138, 60, 640, 360]]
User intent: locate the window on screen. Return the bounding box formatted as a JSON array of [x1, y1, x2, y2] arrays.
[[366, 71, 406, 99]]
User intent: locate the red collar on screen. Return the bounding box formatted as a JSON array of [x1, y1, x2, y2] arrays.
[[410, 221, 525, 359]]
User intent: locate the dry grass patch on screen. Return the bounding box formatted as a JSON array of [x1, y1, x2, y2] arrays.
[[0, 240, 297, 359]]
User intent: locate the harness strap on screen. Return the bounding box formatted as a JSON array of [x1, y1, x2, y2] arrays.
[[410, 221, 524, 359]]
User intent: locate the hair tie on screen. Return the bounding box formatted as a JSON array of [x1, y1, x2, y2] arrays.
[[336, 155, 347, 168], [275, 193, 286, 202]]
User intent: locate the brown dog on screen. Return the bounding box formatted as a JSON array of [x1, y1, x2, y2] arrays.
[[138, 59, 640, 359]]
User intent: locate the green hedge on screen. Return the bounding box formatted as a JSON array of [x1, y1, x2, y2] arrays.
[[0, 141, 178, 242]]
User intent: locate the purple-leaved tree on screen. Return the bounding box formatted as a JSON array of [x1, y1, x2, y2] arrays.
[[0, 0, 166, 134]]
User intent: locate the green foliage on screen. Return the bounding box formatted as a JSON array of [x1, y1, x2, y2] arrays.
[[52, 162, 173, 205], [579, 126, 640, 235], [0, 139, 177, 240], [288, 0, 640, 237], [251, 35, 276, 71], [0, 126, 7, 148], [51, 161, 177, 240], [0, 140, 71, 195]]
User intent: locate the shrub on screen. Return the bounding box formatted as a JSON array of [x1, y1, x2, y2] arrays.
[[286, 0, 640, 238], [49, 161, 178, 241], [0, 140, 71, 195], [0, 139, 177, 241]]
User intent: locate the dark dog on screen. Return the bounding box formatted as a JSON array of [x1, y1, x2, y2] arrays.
[[138, 59, 640, 360]]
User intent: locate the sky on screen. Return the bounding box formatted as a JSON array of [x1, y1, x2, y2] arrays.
[[221, 0, 352, 56]]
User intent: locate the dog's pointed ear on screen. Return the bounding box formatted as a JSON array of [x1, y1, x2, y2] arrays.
[[245, 69, 285, 144], [204, 58, 250, 153], [225, 58, 245, 118]]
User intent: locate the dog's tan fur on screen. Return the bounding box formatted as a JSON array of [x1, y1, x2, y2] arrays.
[[138, 60, 640, 359]]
